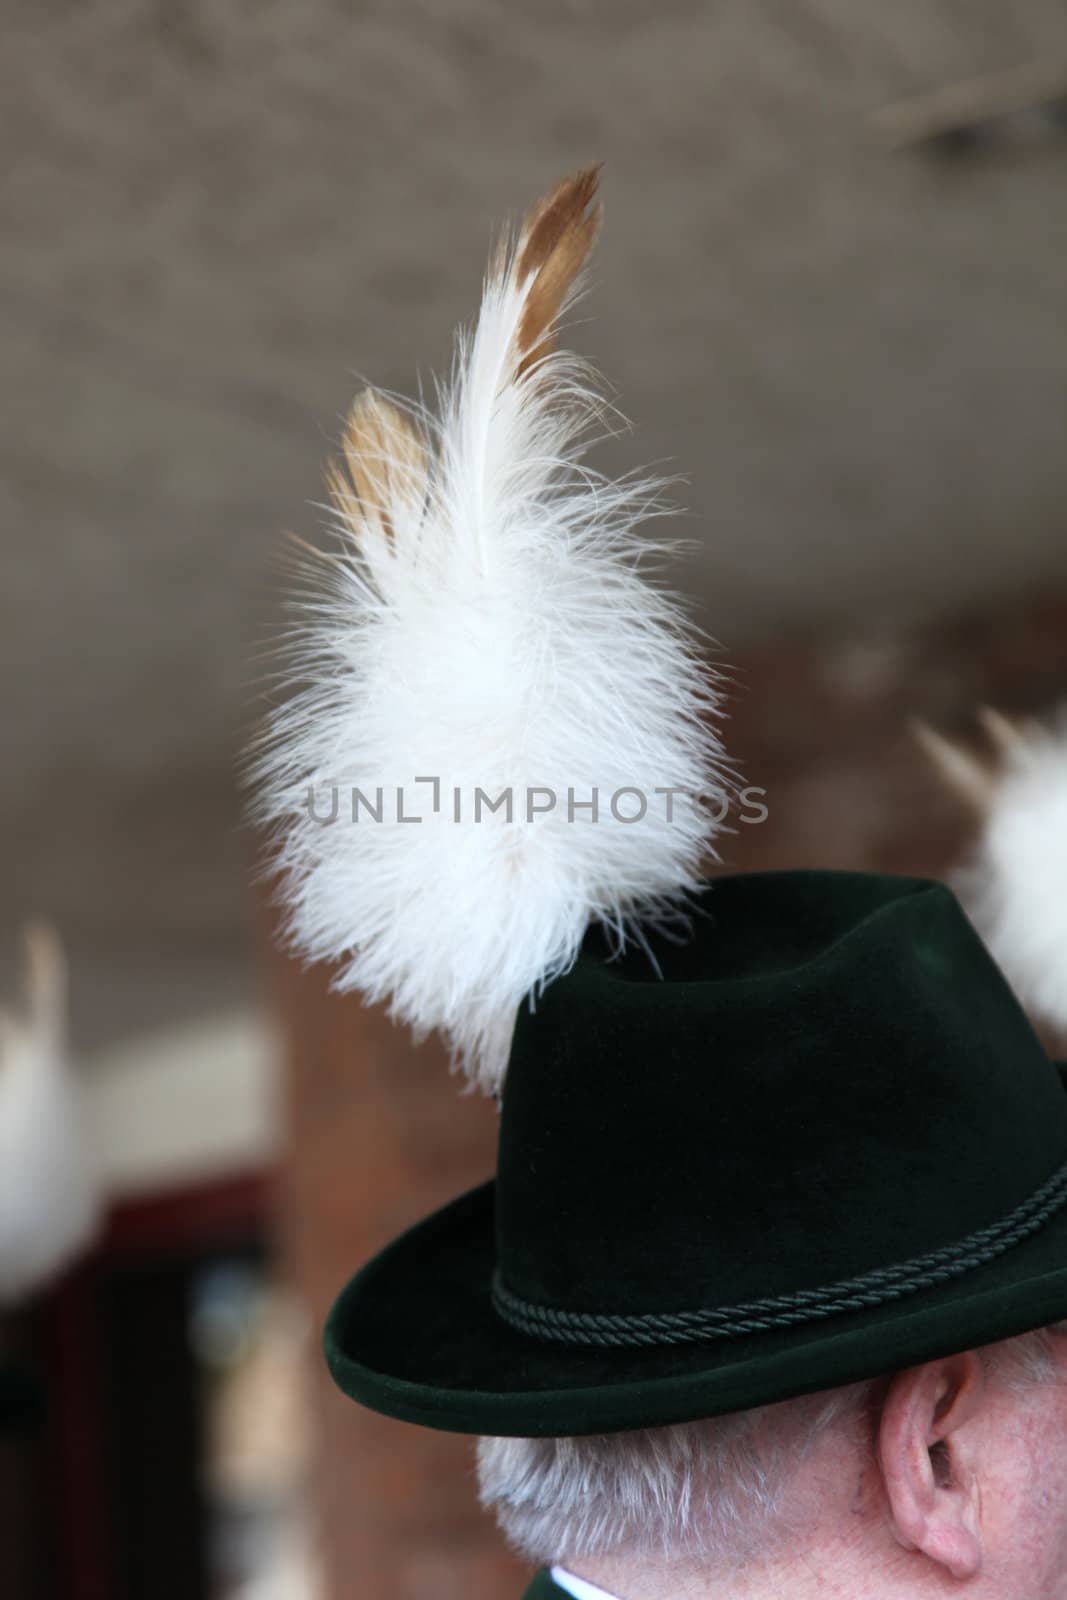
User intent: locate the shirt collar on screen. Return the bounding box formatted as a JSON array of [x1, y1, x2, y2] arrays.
[[550, 1565, 623, 1600]]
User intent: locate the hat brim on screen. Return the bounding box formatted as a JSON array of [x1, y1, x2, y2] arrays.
[[325, 1072, 1067, 1438]]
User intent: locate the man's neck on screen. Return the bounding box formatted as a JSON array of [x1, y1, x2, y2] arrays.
[[559, 1555, 786, 1600], [559, 1540, 944, 1600]]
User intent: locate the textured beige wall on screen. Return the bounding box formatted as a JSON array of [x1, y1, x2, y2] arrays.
[[3, 0, 1067, 1043]]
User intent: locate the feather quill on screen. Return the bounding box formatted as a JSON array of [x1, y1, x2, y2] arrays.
[[254, 168, 730, 1091]]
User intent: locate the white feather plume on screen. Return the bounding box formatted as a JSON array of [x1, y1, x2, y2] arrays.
[[255, 168, 730, 1091], [962, 713, 1067, 1035], [0, 926, 99, 1303]]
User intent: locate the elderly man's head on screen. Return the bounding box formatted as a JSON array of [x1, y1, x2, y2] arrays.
[[478, 1325, 1067, 1598]]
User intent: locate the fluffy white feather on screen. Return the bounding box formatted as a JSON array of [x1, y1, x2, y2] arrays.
[[0, 926, 99, 1303], [963, 714, 1067, 1035], [255, 169, 730, 1091]]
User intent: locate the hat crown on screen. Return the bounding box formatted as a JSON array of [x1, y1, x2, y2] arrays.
[[496, 872, 1067, 1324]]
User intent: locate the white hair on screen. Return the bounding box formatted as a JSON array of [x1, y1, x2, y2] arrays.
[[476, 1329, 1064, 1570], [476, 1386, 871, 1570]]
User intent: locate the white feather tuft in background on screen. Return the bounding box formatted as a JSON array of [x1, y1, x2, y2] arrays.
[[0, 926, 99, 1304], [964, 716, 1067, 1038]]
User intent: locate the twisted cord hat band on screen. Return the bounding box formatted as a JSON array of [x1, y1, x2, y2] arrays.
[[492, 1156, 1067, 1350]]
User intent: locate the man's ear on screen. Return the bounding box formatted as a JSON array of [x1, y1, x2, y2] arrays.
[[877, 1351, 986, 1581]]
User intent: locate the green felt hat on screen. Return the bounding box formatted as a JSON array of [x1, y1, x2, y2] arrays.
[[325, 870, 1067, 1436]]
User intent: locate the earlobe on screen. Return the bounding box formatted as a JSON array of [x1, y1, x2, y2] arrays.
[[877, 1353, 985, 1582]]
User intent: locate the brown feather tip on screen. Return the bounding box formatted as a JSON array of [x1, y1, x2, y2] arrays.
[[976, 704, 1034, 756], [329, 390, 428, 542], [514, 164, 603, 377], [912, 718, 1005, 814]]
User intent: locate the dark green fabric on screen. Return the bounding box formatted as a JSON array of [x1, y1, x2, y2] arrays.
[[523, 1573, 570, 1600], [325, 870, 1067, 1435], [498, 872, 1065, 1309]]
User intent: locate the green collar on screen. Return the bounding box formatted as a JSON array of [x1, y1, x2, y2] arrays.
[[523, 1572, 570, 1600]]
